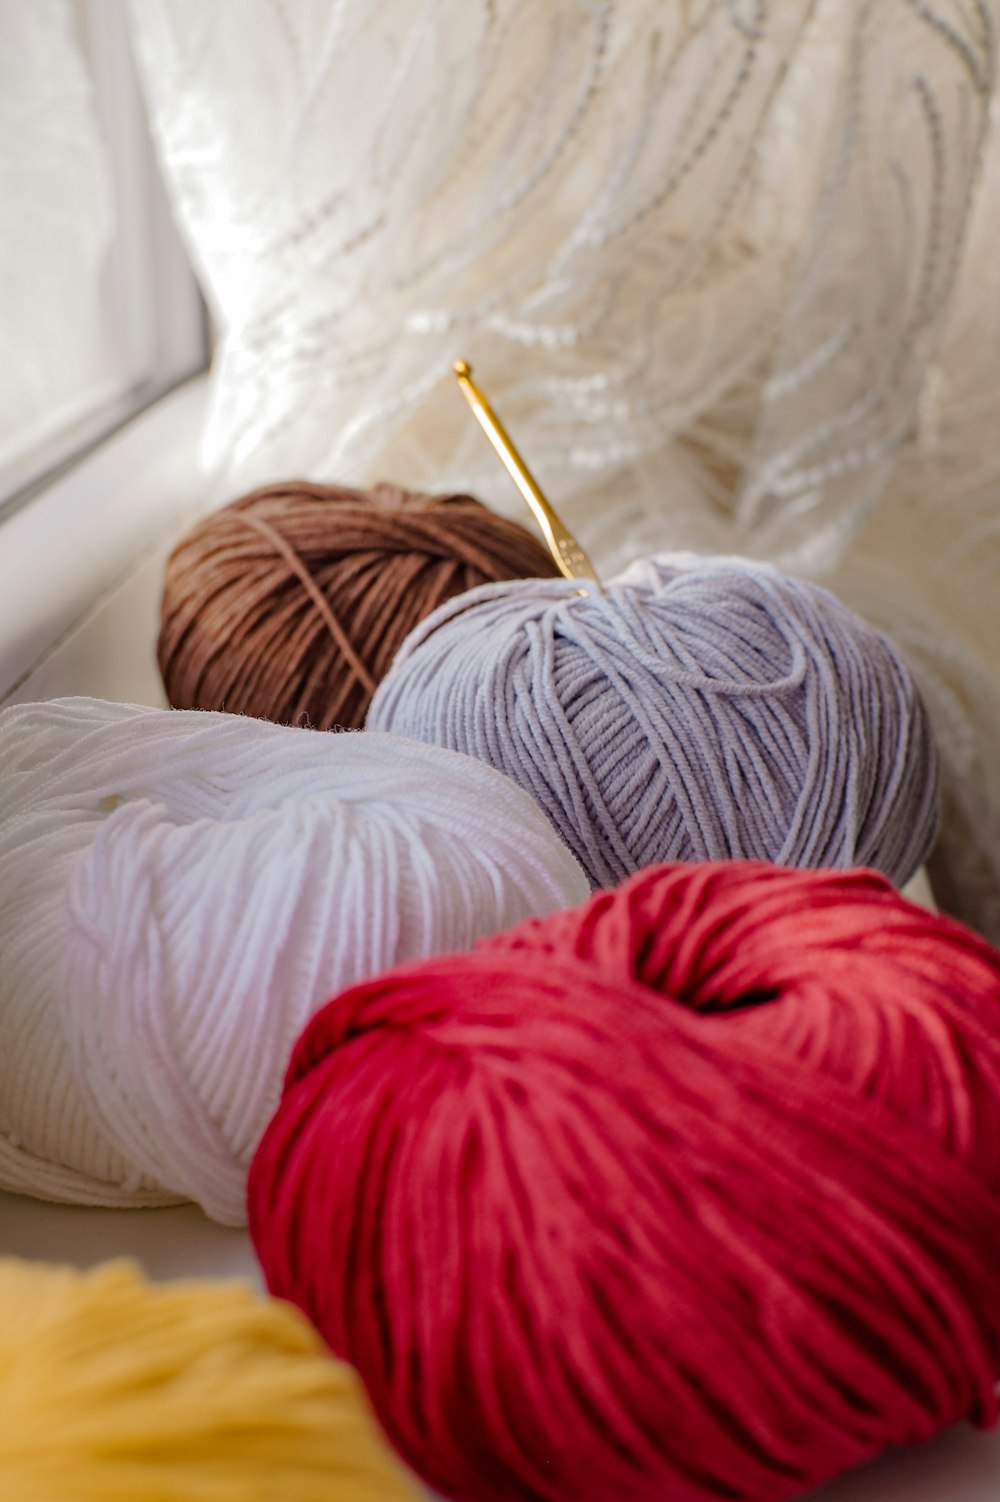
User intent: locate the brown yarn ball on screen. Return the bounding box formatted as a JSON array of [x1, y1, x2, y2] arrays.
[[158, 481, 558, 730]]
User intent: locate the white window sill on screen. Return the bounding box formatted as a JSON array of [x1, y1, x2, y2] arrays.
[[0, 374, 210, 704]]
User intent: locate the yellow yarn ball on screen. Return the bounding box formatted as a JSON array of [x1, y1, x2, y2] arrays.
[[0, 1258, 421, 1501]]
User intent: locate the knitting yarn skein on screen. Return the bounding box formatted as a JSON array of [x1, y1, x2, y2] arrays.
[[249, 861, 1000, 1502], [0, 1257, 419, 1502], [368, 552, 939, 887], [158, 481, 558, 729], [0, 696, 586, 1224]]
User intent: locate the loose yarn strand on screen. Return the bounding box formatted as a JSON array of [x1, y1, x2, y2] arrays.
[[235, 508, 379, 700]]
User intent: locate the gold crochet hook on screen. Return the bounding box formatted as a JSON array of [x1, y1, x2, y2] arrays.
[[452, 359, 600, 584]]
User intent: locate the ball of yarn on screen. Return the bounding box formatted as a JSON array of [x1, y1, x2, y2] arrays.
[[367, 552, 940, 887], [158, 480, 558, 730], [0, 696, 586, 1224], [0, 1257, 419, 1502], [249, 860, 1000, 1502]]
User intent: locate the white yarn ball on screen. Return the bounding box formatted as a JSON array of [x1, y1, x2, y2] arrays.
[[0, 698, 587, 1225]]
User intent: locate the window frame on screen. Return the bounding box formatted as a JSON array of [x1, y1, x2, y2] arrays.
[[0, 0, 208, 521]]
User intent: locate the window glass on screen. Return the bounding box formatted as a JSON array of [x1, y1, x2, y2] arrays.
[[0, 0, 205, 514]]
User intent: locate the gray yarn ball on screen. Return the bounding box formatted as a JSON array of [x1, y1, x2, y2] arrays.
[[367, 552, 940, 889]]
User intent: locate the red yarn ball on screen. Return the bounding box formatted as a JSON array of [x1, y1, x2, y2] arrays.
[[248, 862, 1000, 1502]]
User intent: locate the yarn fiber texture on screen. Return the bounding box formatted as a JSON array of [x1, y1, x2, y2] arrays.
[[159, 481, 558, 730], [249, 860, 1000, 1502], [367, 552, 940, 888], [0, 696, 586, 1225], [0, 1257, 419, 1502]]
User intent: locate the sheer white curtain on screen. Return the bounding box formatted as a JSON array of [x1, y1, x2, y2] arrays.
[[128, 0, 1000, 940]]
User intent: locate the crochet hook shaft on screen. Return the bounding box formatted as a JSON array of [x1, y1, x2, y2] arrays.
[[452, 359, 599, 584]]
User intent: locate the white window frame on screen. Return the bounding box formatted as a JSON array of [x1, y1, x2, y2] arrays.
[[0, 0, 207, 518], [0, 374, 210, 704]]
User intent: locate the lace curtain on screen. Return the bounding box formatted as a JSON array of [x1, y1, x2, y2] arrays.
[[128, 0, 1000, 940]]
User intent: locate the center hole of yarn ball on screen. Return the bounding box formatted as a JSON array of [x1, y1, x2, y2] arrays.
[[696, 986, 781, 1015], [627, 925, 785, 1018]]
